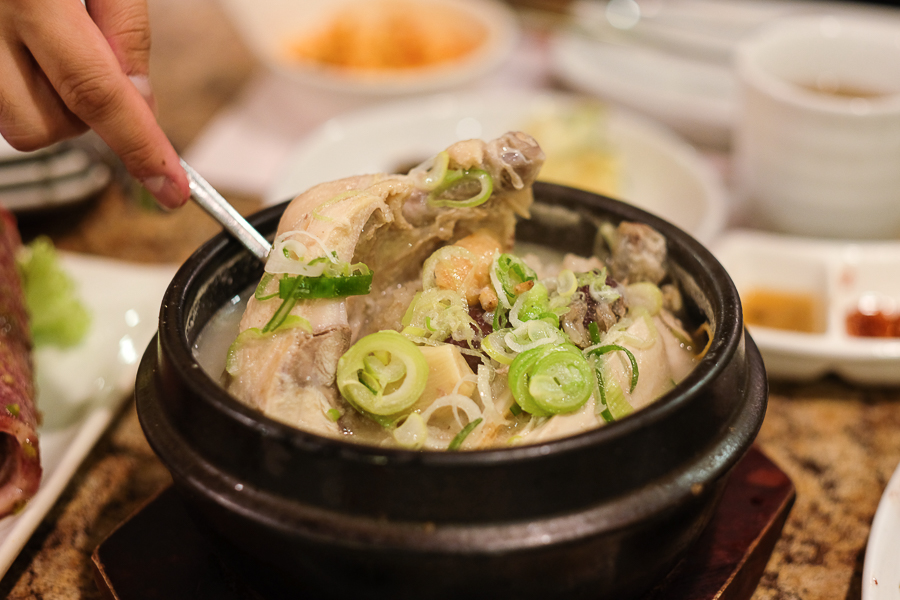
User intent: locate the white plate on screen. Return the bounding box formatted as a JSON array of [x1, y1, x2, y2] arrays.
[[551, 0, 900, 149], [0, 162, 112, 213], [0, 138, 59, 163], [713, 229, 900, 385], [266, 89, 727, 244], [863, 459, 900, 600], [551, 30, 736, 149], [218, 0, 519, 96], [0, 253, 175, 577], [0, 147, 92, 188]]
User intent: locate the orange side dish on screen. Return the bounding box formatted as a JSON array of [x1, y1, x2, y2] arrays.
[[287, 0, 488, 72]]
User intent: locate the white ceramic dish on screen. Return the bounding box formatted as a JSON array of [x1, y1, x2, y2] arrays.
[[0, 147, 92, 188], [217, 0, 519, 96], [0, 253, 176, 578], [551, 0, 900, 149], [713, 229, 900, 385], [0, 138, 58, 163], [862, 459, 900, 600], [551, 28, 736, 149], [0, 162, 111, 214], [733, 14, 900, 240], [266, 89, 727, 244]]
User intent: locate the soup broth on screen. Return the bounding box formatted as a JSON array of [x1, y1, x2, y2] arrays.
[[195, 240, 704, 450]]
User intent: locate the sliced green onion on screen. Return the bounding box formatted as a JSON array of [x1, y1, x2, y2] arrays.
[[262, 267, 373, 333], [556, 269, 578, 297], [624, 282, 663, 316], [262, 276, 301, 333], [585, 344, 639, 393], [336, 331, 428, 418], [426, 169, 493, 209], [509, 283, 558, 328], [599, 406, 616, 423], [448, 418, 483, 451], [402, 287, 475, 344], [279, 266, 373, 299], [595, 363, 634, 421], [492, 305, 508, 331], [326, 408, 342, 421], [401, 291, 422, 327], [578, 268, 620, 304], [588, 322, 601, 345], [491, 253, 537, 308], [254, 273, 278, 300], [409, 151, 450, 191], [392, 413, 428, 449], [504, 319, 564, 353], [509, 344, 592, 416], [482, 329, 516, 364], [401, 326, 428, 338], [527, 349, 594, 414]]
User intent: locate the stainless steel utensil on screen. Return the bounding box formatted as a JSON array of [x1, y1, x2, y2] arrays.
[[181, 159, 271, 261]]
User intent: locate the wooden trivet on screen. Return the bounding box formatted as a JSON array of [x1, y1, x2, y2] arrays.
[[92, 445, 794, 600]]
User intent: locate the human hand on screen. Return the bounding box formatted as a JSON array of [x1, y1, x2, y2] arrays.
[[0, 0, 189, 208]]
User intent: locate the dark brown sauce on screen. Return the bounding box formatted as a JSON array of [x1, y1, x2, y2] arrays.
[[742, 288, 825, 334]]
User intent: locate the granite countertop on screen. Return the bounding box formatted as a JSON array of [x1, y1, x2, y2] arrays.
[[1, 0, 899, 598]]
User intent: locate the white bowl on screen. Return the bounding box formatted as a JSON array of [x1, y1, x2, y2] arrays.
[[733, 15, 900, 239], [266, 90, 728, 244], [217, 0, 519, 96]]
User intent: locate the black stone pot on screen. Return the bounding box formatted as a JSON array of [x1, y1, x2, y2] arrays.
[[136, 182, 767, 600]]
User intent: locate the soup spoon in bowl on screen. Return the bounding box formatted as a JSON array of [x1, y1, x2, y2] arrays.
[[180, 158, 271, 261]]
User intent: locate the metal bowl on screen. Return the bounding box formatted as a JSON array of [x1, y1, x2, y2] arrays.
[[136, 182, 767, 599]]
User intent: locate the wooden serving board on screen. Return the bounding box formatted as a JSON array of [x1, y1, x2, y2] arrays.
[[92, 445, 794, 600]]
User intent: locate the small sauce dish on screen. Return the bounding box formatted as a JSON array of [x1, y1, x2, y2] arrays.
[[714, 229, 900, 384]]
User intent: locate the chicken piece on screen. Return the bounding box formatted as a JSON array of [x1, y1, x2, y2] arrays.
[[227, 133, 544, 435], [604, 314, 695, 411], [527, 397, 600, 444], [606, 221, 667, 285], [432, 229, 501, 305]]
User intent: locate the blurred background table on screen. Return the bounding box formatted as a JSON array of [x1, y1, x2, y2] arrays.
[[1, 0, 899, 599]]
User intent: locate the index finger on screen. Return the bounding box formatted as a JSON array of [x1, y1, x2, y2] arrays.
[[86, 0, 155, 110], [18, 0, 188, 208]]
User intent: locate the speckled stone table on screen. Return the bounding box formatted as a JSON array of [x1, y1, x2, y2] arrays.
[[1, 1, 899, 598]]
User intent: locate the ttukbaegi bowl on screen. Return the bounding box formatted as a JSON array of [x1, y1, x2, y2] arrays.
[[135, 182, 767, 599]]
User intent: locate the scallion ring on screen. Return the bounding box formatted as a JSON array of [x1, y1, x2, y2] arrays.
[[426, 168, 493, 209], [586, 344, 639, 393], [336, 331, 428, 418], [509, 344, 592, 416]]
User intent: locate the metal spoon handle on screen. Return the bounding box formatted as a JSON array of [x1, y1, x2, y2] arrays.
[[181, 159, 271, 261]]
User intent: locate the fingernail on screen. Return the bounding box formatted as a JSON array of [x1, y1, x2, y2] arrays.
[[129, 74, 156, 111], [140, 175, 187, 209]]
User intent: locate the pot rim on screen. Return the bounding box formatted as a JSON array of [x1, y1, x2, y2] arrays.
[[157, 183, 745, 468]]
